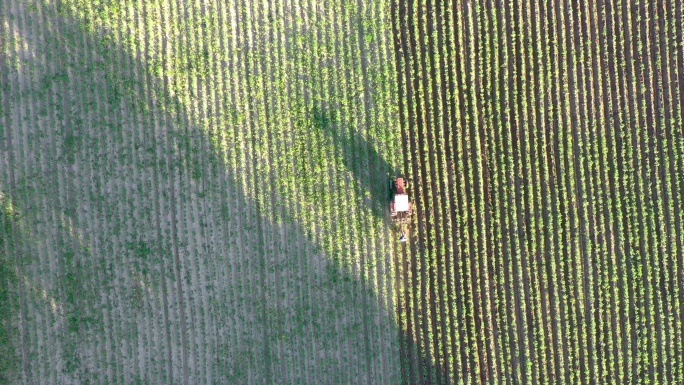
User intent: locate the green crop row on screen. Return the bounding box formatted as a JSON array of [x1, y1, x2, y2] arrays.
[[395, 0, 684, 384]]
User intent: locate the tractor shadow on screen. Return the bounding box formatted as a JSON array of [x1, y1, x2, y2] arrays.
[[310, 107, 396, 221], [0, 2, 415, 384], [308, 58, 447, 385]]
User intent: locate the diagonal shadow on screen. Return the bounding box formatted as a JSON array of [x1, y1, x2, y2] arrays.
[[311, 107, 444, 385], [310, 29, 447, 385], [0, 1, 415, 384]]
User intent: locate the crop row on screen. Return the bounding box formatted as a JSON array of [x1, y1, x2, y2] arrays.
[[1, 0, 405, 384], [393, 0, 684, 384]]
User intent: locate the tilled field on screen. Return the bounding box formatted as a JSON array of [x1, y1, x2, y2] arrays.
[[1, 0, 404, 383], [3, 0, 684, 384], [394, 0, 684, 384]]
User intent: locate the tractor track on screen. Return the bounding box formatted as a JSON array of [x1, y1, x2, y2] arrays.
[[158, 3, 190, 382]]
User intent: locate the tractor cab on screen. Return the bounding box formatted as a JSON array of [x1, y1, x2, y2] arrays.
[[390, 177, 411, 217], [390, 176, 412, 242]]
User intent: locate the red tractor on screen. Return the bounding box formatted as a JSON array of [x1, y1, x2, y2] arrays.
[[390, 176, 412, 242]]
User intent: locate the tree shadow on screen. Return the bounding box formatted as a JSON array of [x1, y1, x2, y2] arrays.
[[310, 104, 449, 384], [0, 2, 412, 384], [0, 196, 22, 383]]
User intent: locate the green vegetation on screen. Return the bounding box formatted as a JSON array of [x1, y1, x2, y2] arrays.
[[1, 0, 401, 383], [395, 0, 684, 384], [1, 0, 683, 384], [0, 195, 20, 384]]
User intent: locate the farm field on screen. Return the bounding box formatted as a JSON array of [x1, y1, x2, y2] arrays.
[[1, 0, 404, 384], [2, 0, 684, 385], [393, 0, 684, 384]]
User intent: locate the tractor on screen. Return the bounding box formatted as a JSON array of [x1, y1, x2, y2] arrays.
[[390, 176, 412, 242]]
